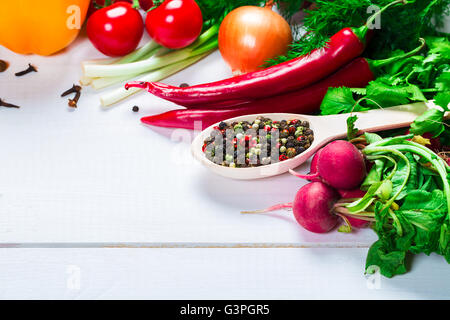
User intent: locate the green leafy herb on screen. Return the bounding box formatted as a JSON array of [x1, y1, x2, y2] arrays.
[[321, 37, 450, 116], [434, 91, 450, 110], [267, 0, 450, 67], [320, 87, 368, 115], [347, 115, 359, 140], [410, 108, 446, 137], [343, 131, 450, 277]]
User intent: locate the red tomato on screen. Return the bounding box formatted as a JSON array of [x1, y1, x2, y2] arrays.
[[145, 0, 203, 49], [87, 2, 144, 57]]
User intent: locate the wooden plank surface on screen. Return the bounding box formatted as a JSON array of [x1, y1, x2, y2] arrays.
[[0, 248, 449, 299], [0, 36, 377, 245]]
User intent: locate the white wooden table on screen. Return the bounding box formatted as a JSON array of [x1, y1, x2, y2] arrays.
[[1, 25, 450, 299]]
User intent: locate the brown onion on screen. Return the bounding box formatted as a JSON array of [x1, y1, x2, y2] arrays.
[[218, 4, 293, 75]]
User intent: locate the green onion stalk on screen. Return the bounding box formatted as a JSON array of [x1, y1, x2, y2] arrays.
[[80, 25, 220, 106]]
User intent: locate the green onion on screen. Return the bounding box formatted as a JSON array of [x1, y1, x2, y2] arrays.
[[83, 25, 219, 78], [100, 51, 213, 106]]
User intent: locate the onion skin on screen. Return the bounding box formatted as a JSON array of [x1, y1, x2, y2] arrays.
[[218, 6, 293, 75]]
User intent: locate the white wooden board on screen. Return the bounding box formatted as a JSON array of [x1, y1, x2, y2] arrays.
[[0, 33, 378, 245], [0, 248, 449, 299]]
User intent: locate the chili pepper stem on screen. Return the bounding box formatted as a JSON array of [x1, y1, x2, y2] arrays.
[[352, 0, 409, 43], [368, 38, 426, 74]]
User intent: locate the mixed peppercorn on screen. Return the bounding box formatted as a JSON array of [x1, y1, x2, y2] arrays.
[[202, 117, 314, 168]]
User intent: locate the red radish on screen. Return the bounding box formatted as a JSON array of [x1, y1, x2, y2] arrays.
[[338, 188, 366, 199], [338, 189, 369, 228], [293, 182, 340, 233], [243, 182, 340, 233], [290, 140, 366, 190]]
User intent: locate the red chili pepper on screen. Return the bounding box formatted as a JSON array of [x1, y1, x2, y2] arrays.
[[127, 1, 407, 108], [141, 58, 372, 129], [141, 41, 425, 130]]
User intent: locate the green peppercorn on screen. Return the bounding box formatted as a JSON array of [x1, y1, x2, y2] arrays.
[[287, 148, 297, 158]]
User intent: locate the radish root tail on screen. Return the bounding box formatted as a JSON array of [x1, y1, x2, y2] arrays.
[[289, 169, 320, 180], [241, 203, 293, 214]]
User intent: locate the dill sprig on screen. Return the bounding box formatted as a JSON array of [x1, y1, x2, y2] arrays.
[[267, 0, 450, 66]]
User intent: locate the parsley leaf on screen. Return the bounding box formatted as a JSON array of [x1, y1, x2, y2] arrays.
[[347, 115, 359, 140], [410, 108, 445, 137], [434, 91, 450, 111], [320, 87, 368, 115]]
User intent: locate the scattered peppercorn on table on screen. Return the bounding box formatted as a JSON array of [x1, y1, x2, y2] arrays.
[[0, 30, 450, 299]]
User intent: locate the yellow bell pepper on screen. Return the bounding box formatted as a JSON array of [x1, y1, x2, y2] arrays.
[[0, 0, 90, 56]]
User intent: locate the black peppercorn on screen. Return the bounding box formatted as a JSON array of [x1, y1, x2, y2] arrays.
[[295, 146, 305, 154], [0, 60, 9, 73], [203, 118, 313, 168]]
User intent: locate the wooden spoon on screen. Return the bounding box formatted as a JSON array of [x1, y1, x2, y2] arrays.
[[191, 102, 435, 180]]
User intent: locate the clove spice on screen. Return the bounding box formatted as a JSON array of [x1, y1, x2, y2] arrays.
[[0, 98, 21, 109], [61, 84, 82, 97], [68, 91, 81, 108], [0, 60, 9, 73], [15, 63, 37, 77], [61, 84, 82, 108]]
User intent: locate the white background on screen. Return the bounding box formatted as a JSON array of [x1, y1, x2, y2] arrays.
[[0, 14, 449, 299]]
